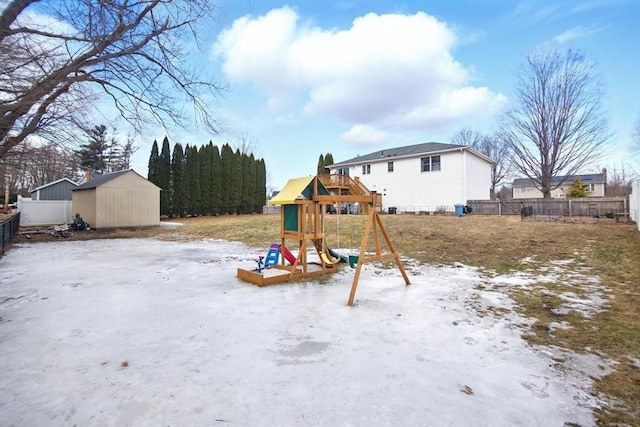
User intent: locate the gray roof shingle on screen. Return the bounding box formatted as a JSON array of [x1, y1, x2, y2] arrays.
[[512, 174, 606, 187], [73, 170, 133, 190], [329, 142, 474, 167]]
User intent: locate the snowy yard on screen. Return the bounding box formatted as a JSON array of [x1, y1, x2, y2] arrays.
[[0, 238, 608, 426]]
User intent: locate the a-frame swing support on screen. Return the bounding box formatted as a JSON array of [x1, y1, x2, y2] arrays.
[[347, 208, 411, 306]]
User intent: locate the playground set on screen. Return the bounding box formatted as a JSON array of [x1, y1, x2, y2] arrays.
[[236, 174, 410, 305]]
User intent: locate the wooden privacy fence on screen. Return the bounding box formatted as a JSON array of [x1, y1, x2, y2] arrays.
[[466, 197, 628, 218]]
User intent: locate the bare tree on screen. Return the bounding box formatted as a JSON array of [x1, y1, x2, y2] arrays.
[[0, 138, 79, 197], [605, 165, 633, 197], [452, 127, 512, 199], [233, 132, 257, 155], [451, 127, 484, 148], [500, 47, 610, 198], [0, 0, 224, 159]]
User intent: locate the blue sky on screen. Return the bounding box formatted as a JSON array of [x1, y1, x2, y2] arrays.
[[128, 0, 639, 191]]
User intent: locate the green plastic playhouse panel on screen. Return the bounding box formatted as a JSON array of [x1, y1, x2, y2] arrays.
[[284, 204, 298, 232]]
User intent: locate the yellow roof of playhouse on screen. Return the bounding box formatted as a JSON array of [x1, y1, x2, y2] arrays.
[[268, 176, 329, 205]]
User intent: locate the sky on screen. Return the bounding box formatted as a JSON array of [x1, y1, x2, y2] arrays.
[[94, 1, 640, 191], [1, 236, 611, 425]]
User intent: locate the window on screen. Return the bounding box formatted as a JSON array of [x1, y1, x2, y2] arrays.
[[420, 155, 441, 172], [362, 164, 371, 175], [387, 161, 394, 172], [588, 184, 595, 192], [337, 167, 349, 176]]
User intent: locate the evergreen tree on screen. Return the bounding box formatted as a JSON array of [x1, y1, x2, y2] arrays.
[[254, 158, 267, 212], [118, 136, 137, 171], [220, 143, 234, 214], [211, 144, 222, 215], [158, 137, 172, 216], [77, 125, 109, 173], [184, 144, 201, 215], [317, 154, 325, 176], [230, 149, 243, 214], [324, 153, 334, 174], [171, 143, 185, 217], [566, 178, 589, 198], [199, 143, 213, 215], [77, 125, 134, 174], [181, 144, 193, 214], [147, 140, 159, 184], [241, 153, 256, 213]]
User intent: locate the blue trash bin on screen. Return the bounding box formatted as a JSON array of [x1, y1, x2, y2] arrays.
[[454, 204, 464, 217]]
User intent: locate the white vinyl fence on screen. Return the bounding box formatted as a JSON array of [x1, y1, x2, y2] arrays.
[[17, 196, 74, 227], [631, 181, 639, 231]]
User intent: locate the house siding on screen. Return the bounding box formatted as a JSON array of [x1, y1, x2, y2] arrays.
[[513, 182, 606, 199], [464, 151, 492, 201], [331, 149, 491, 212], [31, 179, 77, 200]]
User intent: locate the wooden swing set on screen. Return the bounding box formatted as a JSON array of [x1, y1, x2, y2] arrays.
[[236, 174, 410, 305]]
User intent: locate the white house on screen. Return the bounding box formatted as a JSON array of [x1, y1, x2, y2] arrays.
[[328, 142, 494, 213], [512, 171, 607, 199]]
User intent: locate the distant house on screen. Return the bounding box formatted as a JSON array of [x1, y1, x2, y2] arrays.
[[512, 172, 607, 199], [72, 169, 160, 229], [328, 142, 494, 213], [30, 178, 78, 201]]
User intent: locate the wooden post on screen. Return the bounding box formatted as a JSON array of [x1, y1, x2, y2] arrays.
[[347, 210, 410, 306], [375, 211, 411, 285], [347, 209, 374, 306]]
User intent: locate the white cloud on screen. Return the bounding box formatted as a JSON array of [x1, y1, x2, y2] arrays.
[[553, 25, 602, 43], [213, 7, 302, 109], [341, 124, 390, 145], [212, 8, 505, 132], [571, 0, 625, 14]]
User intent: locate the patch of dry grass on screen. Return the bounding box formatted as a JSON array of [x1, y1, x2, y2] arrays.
[[10, 213, 640, 424]]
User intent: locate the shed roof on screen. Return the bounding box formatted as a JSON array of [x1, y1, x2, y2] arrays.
[[30, 177, 78, 193], [268, 176, 329, 205], [73, 169, 156, 191], [329, 142, 493, 167]]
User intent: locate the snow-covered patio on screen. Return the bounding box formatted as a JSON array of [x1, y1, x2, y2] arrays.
[[0, 238, 602, 426]]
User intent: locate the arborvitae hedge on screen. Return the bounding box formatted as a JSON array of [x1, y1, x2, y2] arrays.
[[148, 137, 267, 217]]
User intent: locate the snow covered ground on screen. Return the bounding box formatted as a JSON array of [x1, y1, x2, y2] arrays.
[[0, 238, 606, 426]]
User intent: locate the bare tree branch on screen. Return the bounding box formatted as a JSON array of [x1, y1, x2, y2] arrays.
[[0, 0, 225, 158]]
